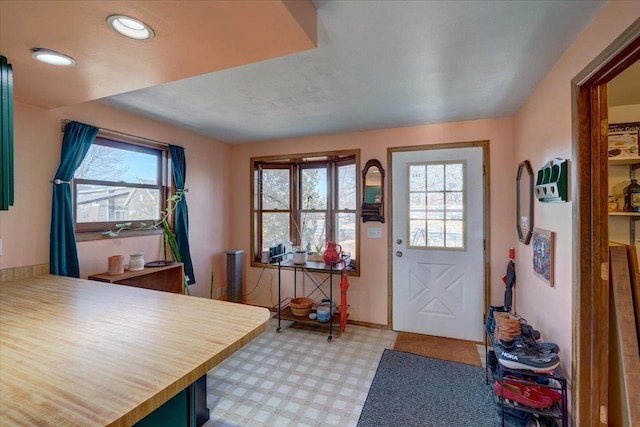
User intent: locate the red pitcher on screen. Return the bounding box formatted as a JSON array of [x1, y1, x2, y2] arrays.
[[323, 241, 342, 265]]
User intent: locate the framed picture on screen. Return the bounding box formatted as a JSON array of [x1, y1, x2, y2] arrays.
[[532, 228, 555, 287]]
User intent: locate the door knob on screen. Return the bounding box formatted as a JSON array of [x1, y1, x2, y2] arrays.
[[396, 239, 402, 244], [396, 251, 403, 258]]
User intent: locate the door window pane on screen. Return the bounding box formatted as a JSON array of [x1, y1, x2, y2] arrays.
[[407, 161, 466, 250]]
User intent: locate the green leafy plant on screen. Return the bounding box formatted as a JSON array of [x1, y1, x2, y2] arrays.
[[102, 190, 190, 294]]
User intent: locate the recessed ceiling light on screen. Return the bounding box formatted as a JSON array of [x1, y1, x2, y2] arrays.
[[107, 15, 155, 40], [31, 48, 76, 66]]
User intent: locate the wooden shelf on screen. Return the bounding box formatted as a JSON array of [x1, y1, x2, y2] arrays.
[[609, 212, 640, 217], [608, 156, 640, 166], [88, 263, 184, 294], [274, 306, 343, 329]]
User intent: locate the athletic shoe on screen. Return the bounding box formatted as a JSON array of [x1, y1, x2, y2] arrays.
[[497, 342, 560, 371], [494, 380, 554, 409], [520, 323, 541, 341], [502, 335, 560, 355], [505, 375, 563, 402]]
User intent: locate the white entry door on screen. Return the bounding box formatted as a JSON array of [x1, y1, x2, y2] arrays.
[[391, 146, 485, 342]]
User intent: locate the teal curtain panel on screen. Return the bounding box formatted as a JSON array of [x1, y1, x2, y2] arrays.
[[50, 121, 98, 277], [169, 144, 195, 285], [0, 55, 14, 211]]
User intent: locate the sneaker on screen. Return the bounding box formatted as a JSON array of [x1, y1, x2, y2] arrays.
[[505, 375, 563, 402], [520, 323, 541, 341], [497, 340, 560, 371], [494, 380, 554, 409], [502, 335, 560, 355]]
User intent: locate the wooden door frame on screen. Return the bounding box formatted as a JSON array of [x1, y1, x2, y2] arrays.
[[572, 21, 639, 426], [386, 140, 491, 331]]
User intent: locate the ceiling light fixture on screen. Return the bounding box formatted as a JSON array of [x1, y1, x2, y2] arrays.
[[107, 15, 155, 40], [31, 48, 77, 66]]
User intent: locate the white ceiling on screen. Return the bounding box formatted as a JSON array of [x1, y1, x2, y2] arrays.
[[4, 1, 611, 144]]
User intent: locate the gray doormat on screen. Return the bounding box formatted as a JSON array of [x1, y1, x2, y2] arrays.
[[357, 349, 498, 426]]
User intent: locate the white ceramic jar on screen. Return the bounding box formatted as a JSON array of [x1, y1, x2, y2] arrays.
[[129, 253, 145, 271]]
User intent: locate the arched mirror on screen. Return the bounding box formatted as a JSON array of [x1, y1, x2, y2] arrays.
[[516, 160, 534, 244], [362, 159, 384, 222]]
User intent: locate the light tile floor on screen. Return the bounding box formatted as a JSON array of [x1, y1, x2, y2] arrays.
[[203, 319, 397, 427]]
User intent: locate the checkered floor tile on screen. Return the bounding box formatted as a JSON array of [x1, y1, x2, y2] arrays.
[[203, 318, 397, 427]]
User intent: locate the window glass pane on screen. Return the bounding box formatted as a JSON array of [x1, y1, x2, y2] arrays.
[[446, 211, 463, 220], [409, 165, 426, 191], [76, 184, 160, 223], [262, 212, 290, 250], [427, 220, 444, 247], [446, 220, 464, 248], [300, 212, 326, 250], [445, 163, 464, 191], [262, 169, 290, 210], [410, 220, 426, 247], [446, 192, 464, 211], [337, 164, 356, 210], [336, 213, 356, 258], [427, 211, 444, 219], [409, 193, 426, 219], [426, 192, 444, 211], [302, 168, 327, 210], [75, 143, 158, 184], [426, 164, 444, 191]]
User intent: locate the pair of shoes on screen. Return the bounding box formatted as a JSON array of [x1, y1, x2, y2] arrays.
[[494, 312, 521, 343], [502, 335, 560, 355], [497, 339, 560, 371], [504, 375, 563, 402], [494, 379, 554, 409]]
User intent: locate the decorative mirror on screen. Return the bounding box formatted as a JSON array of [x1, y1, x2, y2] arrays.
[[362, 159, 384, 223], [516, 160, 534, 244]]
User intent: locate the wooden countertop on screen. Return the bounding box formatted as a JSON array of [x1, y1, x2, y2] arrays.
[[0, 275, 270, 426]]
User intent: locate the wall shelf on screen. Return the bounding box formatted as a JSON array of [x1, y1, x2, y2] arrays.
[[608, 156, 640, 166]]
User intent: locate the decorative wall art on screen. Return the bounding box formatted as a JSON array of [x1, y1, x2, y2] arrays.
[[532, 228, 555, 287], [535, 158, 568, 203]]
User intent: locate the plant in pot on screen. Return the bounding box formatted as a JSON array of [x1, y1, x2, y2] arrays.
[[101, 190, 190, 294]]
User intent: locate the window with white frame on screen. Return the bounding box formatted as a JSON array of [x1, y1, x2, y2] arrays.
[[73, 136, 167, 234], [408, 161, 466, 249], [251, 151, 359, 268]]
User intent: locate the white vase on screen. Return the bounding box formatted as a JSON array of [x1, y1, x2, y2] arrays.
[[292, 251, 307, 265], [129, 253, 145, 271]]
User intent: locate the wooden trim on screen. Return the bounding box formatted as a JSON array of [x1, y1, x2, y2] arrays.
[[572, 20, 640, 426], [608, 245, 640, 426], [387, 140, 490, 330]]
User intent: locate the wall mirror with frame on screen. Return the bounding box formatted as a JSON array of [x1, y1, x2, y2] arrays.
[[361, 159, 384, 222], [516, 160, 534, 244]]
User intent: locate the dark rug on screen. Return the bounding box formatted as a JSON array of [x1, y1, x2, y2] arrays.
[[357, 349, 498, 427]]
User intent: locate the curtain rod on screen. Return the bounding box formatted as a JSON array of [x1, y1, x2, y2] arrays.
[[61, 119, 169, 150]]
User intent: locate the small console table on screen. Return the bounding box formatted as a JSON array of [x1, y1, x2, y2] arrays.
[[88, 262, 184, 294], [276, 259, 344, 341]]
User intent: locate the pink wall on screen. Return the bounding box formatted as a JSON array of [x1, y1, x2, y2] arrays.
[[229, 118, 515, 325], [0, 101, 232, 299], [512, 1, 640, 382]]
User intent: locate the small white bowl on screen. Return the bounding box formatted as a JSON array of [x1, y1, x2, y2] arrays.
[[308, 313, 317, 320]]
